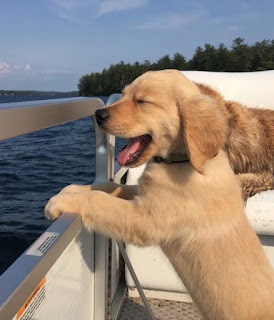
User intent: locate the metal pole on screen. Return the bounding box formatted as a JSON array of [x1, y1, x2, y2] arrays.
[[117, 241, 156, 320], [92, 114, 110, 320]]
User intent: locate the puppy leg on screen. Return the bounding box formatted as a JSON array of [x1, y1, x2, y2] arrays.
[[59, 182, 138, 200], [238, 172, 274, 200], [45, 190, 160, 246], [92, 182, 138, 200]]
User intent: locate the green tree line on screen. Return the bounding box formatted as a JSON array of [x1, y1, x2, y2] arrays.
[[78, 38, 274, 96]]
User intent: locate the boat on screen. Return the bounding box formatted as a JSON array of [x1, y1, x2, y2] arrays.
[[0, 71, 273, 320]]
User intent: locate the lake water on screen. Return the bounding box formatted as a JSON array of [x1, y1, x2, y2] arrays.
[[0, 94, 124, 275]]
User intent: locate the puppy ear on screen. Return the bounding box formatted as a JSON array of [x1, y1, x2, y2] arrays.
[[177, 94, 227, 174]]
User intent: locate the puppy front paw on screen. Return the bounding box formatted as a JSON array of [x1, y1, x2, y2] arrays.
[[45, 194, 66, 220], [44, 193, 86, 221]]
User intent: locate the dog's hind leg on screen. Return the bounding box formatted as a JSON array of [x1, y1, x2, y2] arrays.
[[238, 172, 274, 200]]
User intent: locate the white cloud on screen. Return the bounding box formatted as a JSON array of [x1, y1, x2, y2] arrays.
[[14, 64, 32, 71], [50, 0, 89, 23], [55, 10, 81, 23], [37, 69, 74, 75], [49, 0, 150, 21], [0, 61, 12, 74], [135, 12, 203, 30], [0, 60, 73, 80], [97, 0, 149, 16], [51, 0, 89, 11], [0, 61, 31, 77]]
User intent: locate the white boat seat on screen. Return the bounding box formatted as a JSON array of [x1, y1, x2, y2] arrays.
[[125, 71, 274, 293]]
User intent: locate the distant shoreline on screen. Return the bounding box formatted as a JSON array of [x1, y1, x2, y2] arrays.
[[0, 90, 79, 97]]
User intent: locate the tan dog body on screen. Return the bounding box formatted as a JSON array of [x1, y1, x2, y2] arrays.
[[45, 70, 274, 319], [45, 153, 274, 320], [197, 83, 274, 175], [197, 83, 274, 198]]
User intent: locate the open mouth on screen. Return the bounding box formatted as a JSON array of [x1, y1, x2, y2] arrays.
[[117, 134, 152, 166]]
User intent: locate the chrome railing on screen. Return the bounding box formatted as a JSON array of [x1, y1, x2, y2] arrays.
[[0, 97, 112, 320]]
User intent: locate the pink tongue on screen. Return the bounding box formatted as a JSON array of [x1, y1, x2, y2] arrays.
[[117, 138, 141, 166]]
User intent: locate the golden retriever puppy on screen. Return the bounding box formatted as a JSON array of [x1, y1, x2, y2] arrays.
[[196, 83, 274, 199], [197, 84, 274, 199], [45, 70, 274, 320]]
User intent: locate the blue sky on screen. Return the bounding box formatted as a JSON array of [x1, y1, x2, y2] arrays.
[[0, 0, 273, 91]]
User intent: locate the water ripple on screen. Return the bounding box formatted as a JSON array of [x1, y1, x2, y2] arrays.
[[0, 96, 126, 275]]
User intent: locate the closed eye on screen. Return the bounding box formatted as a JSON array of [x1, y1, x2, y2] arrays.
[[136, 99, 146, 104]]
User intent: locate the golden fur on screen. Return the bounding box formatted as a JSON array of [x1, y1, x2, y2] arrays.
[[45, 70, 274, 320], [196, 83, 274, 198]]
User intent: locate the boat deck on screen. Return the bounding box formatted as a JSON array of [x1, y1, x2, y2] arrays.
[[118, 297, 203, 320]]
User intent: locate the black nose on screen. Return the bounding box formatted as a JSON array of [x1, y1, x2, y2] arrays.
[[95, 109, 110, 126]]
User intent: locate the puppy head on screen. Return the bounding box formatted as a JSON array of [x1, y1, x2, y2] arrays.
[[96, 70, 228, 171]]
